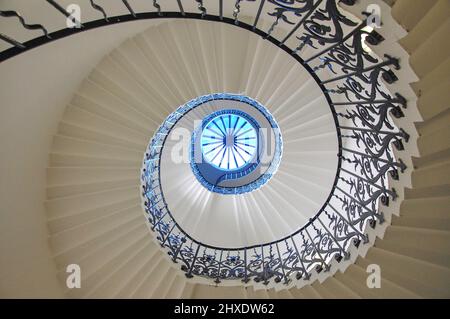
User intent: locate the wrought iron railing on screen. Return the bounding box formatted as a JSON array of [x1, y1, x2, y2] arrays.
[[0, 0, 409, 287]]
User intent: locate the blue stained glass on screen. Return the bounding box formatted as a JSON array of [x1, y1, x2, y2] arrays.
[[143, 93, 284, 195], [201, 113, 258, 171]]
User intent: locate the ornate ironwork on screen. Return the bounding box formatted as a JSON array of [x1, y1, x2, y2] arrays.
[[89, 0, 109, 21], [0, 10, 50, 38], [0, 0, 409, 287]]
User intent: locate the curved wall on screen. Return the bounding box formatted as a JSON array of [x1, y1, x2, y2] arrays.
[[0, 19, 165, 298]]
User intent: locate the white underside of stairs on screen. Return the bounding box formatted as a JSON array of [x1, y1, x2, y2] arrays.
[[40, 0, 443, 297], [46, 19, 339, 296]]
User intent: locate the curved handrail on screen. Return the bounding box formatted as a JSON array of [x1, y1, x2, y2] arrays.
[[0, 0, 410, 287]]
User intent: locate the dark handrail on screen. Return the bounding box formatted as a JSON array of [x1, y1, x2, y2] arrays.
[[0, 0, 408, 287]]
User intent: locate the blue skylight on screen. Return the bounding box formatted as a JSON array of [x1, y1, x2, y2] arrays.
[[201, 113, 258, 171]]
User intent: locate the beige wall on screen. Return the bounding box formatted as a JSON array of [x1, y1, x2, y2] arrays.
[[0, 20, 164, 298]]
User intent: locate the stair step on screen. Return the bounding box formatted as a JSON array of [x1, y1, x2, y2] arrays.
[[164, 275, 186, 299], [245, 287, 270, 299], [63, 104, 149, 144], [46, 186, 139, 219], [409, 17, 450, 78], [49, 153, 141, 168], [72, 92, 153, 136], [333, 268, 379, 299], [417, 124, 450, 159], [411, 160, 450, 189], [87, 240, 156, 298], [392, 0, 437, 33], [405, 184, 450, 200], [351, 261, 420, 298], [180, 283, 196, 299], [67, 230, 151, 298], [141, 22, 199, 100], [48, 197, 139, 235], [362, 247, 450, 298], [52, 135, 142, 161], [374, 225, 450, 268], [191, 284, 247, 299], [47, 167, 139, 186], [297, 285, 323, 299], [47, 178, 137, 199], [53, 215, 144, 270], [376, 234, 450, 268], [129, 255, 165, 298], [321, 276, 361, 299], [58, 122, 145, 153], [113, 248, 161, 298], [77, 80, 157, 132], [89, 62, 164, 125], [50, 204, 143, 255], [150, 267, 174, 298], [413, 148, 450, 170], [393, 215, 450, 231]]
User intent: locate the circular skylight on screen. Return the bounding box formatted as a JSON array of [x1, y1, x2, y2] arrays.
[[186, 94, 282, 195], [201, 112, 258, 171]]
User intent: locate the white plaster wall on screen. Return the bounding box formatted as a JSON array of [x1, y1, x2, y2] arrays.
[[0, 19, 164, 298]]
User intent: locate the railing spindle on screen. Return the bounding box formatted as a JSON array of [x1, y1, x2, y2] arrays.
[[121, 0, 136, 17], [0, 10, 51, 38], [177, 0, 185, 16], [185, 245, 200, 278], [252, 0, 265, 30], [219, 0, 224, 20], [281, 0, 323, 44], [304, 228, 329, 272], [0, 33, 25, 49], [46, 0, 83, 27], [305, 20, 367, 63], [327, 203, 369, 243], [321, 56, 399, 84], [89, 0, 109, 21]]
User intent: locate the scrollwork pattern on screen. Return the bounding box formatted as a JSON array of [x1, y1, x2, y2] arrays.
[[135, 0, 409, 286]]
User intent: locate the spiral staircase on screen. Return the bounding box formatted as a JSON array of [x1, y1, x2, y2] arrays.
[[0, 0, 449, 299]]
